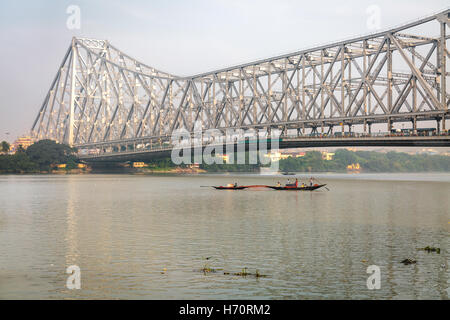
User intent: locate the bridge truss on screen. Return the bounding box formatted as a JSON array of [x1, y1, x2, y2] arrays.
[[31, 10, 449, 154]]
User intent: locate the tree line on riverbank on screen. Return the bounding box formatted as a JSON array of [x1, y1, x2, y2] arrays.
[[146, 149, 450, 173], [1, 139, 449, 173], [277, 149, 450, 173], [0, 140, 78, 173]]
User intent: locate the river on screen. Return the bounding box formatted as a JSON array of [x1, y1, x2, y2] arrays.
[[0, 173, 449, 299]]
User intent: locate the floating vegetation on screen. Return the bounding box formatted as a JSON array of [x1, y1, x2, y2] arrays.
[[401, 258, 416, 265], [233, 267, 250, 277], [231, 267, 268, 278], [196, 265, 268, 278], [200, 267, 220, 274], [196, 256, 222, 274], [417, 246, 440, 254], [255, 269, 267, 278], [195, 257, 268, 278]]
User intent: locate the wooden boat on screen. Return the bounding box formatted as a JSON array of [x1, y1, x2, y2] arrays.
[[213, 186, 248, 190], [208, 183, 327, 191], [267, 184, 327, 191]]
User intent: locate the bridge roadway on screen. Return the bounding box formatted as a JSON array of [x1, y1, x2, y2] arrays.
[[77, 134, 450, 163]]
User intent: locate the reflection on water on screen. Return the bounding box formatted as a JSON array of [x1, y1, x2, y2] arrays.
[[0, 173, 449, 299]]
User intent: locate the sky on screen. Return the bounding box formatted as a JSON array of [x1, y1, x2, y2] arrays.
[[0, 0, 448, 142]]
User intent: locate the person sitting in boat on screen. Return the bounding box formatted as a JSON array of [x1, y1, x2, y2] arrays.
[[285, 178, 298, 188], [276, 181, 281, 187], [301, 182, 305, 187], [234, 182, 238, 188]]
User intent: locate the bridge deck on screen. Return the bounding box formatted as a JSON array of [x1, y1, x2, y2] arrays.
[[78, 135, 450, 162]]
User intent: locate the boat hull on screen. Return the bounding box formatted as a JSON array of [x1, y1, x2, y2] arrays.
[[213, 186, 247, 190], [267, 184, 326, 191]]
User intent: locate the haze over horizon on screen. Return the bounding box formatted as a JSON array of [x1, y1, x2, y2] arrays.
[[0, 0, 448, 144]]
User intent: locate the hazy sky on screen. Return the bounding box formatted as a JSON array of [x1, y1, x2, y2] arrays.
[[0, 0, 448, 142]]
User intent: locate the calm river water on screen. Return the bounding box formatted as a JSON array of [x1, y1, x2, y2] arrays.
[[0, 173, 449, 299]]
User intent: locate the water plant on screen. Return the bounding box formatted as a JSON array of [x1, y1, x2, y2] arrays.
[[234, 267, 250, 276], [401, 258, 416, 265], [198, 256, 221, 274], [417, 246, 440, 254]]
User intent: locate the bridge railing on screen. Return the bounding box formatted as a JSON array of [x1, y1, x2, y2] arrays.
[[76, 130, 449, 158]]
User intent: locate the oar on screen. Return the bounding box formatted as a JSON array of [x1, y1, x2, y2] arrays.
[[313, 178, 330, 191]]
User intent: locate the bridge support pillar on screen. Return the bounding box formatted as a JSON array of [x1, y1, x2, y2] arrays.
[[368, 123, 372, 135], [436, 118, 441, 134], [412, 117, 417, 134], [442, 115, 446, 131], [387, 118, 392, 133]]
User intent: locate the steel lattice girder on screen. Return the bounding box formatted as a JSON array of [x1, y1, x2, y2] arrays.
[[31, 10, 449, 147]]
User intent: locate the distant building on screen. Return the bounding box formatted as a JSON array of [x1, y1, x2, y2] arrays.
[[132, 162, 146, 168], [321, 151, 335, 161], [264, 151, 305, 162], [10, 136, 33, 153], [347, 163, 361, 173], [418, 148, 438, 155], [264, 152, 288, 162]]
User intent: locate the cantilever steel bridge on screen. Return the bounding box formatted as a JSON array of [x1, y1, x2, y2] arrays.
[[31, 10, 450, 161]]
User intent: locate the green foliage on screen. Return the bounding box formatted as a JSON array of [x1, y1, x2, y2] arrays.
[[199, 152, 260, 172], [277, 149, 450, 173], [0, 152, 38, 173], [65, 158, 78, 170], [26, 139, 76, 171], [146, 157, 178, 169], [145, 149, 450, 173], [0, 139, 78, 173]]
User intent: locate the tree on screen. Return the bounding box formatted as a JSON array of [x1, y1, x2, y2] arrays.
[[1, 141, 10, 154], [11, 152, 38, 173], [26, 139, 76, 171]]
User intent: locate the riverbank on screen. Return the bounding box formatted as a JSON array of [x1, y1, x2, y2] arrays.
[[2, 146, 449, 174]]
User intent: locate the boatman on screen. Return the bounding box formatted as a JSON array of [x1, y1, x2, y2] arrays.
[[310, 177, 313, 186]]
